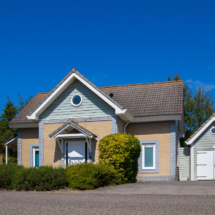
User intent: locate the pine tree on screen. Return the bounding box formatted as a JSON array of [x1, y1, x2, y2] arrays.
[[0, 96, 18, 154]]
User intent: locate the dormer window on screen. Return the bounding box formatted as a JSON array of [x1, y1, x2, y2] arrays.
[[71, 95, 82, 107]]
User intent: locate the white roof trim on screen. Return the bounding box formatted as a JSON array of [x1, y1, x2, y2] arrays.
[[185, 116, 215, 145], [4, 136, 18, 145], [49, 124, 93, 140], [56, 134, 86, 139], [27, 73, 133, 121]]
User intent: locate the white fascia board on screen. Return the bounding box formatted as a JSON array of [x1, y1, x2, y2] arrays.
[[27, 73, 127, 121], [27, 74, 77, 120], [50, 124, 72, 139], [9, 123, 39, 129], [56, 134, 86, 138], [133, 115, 182, 123], [74, 74, 123, 113], [186, 117, 215, 145], [117, 109, 134, 122], [50, 124, 93, 139], [4, 137, 18, 145]]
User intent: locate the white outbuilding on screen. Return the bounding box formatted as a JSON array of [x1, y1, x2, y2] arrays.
[[180, 113, 215, 181]]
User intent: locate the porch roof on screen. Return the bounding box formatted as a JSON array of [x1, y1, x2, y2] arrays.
[[49, 120, 97, 139], [3, 135, 18, 146]]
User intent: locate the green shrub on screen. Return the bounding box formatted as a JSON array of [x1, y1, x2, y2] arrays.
[[0, 164, 25, 189], [0, 165, 67, 191], [66, 162, 123, 190], [99, 133, 141, 183], [3, 157, 17, 164]]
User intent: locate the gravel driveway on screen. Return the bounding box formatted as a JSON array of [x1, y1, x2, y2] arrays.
[[1, 181, 215, 215]]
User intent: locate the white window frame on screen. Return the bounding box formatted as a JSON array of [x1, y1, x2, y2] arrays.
[[33, 148, 39, 167], [71, 94, 83, 107], [142, 144, 155, 170]]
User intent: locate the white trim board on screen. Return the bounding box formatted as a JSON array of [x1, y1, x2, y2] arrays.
[[27, 72, 134, 122], [186, 116, 215, 145]]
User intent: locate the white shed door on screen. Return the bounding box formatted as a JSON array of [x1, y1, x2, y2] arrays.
[[197, 151, 213, 180]]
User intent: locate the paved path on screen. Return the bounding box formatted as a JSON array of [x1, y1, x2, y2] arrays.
[[87, 181, 215, 195]]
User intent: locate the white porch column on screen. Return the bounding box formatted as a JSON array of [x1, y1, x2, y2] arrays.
[[5, 144, 8, 164]]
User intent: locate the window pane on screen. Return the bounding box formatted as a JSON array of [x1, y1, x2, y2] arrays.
[[35, 151, 39, 167], [145, 147, 153, 167], [73, 95, 81, 105]]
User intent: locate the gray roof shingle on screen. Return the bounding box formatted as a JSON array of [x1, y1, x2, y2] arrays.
[[10, 69, 184, 124], [100, 81, 183, 117]]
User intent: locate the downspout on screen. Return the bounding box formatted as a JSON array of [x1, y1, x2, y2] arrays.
[[124, 122, 130, 133]]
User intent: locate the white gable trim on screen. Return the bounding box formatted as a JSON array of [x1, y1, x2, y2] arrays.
[[27, 73, 133, 121], [49, 124, 94, 140], [185, 116, 215, 145]]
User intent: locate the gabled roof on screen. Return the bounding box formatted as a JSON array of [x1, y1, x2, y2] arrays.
[[49, 120, 97, 139], [10, 93, 48, 124], [27, 69, 125, 121], [186, 113, 215, 145], [100, 81, 183, 117], [9, 69, 184, 125]]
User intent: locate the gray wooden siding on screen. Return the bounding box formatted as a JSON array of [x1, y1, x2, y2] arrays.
[[40, 79, 115, 119], [179, 148, 190, 181], [193, 122, 215, 180]]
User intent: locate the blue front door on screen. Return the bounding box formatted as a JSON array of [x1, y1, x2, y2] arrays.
[[35, 151, 39, 167]]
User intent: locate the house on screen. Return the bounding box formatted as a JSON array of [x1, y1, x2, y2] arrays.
[[178, 113, 215, 181], [4, 69, 184, 181]]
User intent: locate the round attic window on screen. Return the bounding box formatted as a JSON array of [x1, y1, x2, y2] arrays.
[[71, 95, 82, 107], [211, 127, 215, 134]]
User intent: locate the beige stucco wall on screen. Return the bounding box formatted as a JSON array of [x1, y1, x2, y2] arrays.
[[127, 123, 171, 176], [79, 121, 112, 162], [118, 117, 125, 133], [21, 128, 39, 168], [42, 120, 112, 166], [43, 123, 63, 167]]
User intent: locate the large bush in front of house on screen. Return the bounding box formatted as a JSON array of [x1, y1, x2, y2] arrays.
[[99, 133, 141, 183], [66, 162, 123, 190], [0, 164, 67, 191]]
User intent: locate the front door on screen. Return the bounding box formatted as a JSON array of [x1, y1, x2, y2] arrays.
[[65, 140, 87, 165], [197, 151, 213, 180], [33, 148, 39, 167]]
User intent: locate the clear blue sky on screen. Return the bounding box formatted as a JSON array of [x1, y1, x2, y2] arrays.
[[0, 0, 215, 112]]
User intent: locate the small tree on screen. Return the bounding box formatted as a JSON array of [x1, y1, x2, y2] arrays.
[[167, 74, 215, 146], [99, 133, 141, 183]]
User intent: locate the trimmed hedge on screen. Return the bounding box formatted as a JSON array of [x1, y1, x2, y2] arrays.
[[66, 162, 123, 190], [0, 164, 25, 189], [0, 164, 67, 191], [99, 133, 141, 183]]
